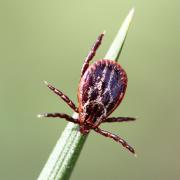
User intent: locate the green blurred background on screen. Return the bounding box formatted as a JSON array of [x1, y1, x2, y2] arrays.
[[0, 0, 180, 179]]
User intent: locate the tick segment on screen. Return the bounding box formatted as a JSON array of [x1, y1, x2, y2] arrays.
[[38, 32, 136, 155]]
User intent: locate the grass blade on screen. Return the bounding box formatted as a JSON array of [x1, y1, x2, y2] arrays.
[[105, 8, 135, 61]]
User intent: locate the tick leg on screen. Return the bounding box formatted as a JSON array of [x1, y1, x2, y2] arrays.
[[44, 81, 78, 113], [81, 32, 105, 76], [94, 127, 136, 155], [37, 112, 79, 124], [103, 117, 136, 123]]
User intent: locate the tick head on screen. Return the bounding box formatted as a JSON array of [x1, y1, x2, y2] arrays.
[[79, 101, 107, 128], [79, 124, 90, 135]]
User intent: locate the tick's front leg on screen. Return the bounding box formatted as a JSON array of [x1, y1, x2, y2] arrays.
[[81, 32, 105, 76], [38, 112, 79, 124], [44, 81, 78, 113], [103, 117, 136, 123]]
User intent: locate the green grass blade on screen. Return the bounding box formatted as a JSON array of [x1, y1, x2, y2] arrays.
[[37, 114, 87, 180], [37, 8, 135, 180], [105, 8, 135, 61]]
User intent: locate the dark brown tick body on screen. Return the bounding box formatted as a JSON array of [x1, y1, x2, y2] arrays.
[[78, 59, 127, 133], [38, 32, 136, 155]]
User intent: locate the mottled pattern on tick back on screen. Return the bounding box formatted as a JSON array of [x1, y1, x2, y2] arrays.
[[78, 59, 127, 127]]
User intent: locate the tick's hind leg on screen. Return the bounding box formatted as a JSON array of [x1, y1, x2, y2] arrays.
[[94, 127, 135, 155], [38, 112, 79, 124], [104, 117, 136, 123], [81, 32, 105, 76], [44, 81, 78, 113]]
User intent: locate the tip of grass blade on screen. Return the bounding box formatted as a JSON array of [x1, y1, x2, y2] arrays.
[[129, 7, 135, 18], [104, 8, 135, 61], [125, 7, 135, 26]]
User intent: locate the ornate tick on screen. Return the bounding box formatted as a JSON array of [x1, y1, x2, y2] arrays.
[[38, 32, 136, 155]]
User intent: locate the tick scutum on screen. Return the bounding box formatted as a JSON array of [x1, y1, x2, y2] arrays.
[[78, 59, 128, 125]]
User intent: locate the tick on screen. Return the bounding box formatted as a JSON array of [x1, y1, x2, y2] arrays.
[[38, 32, 136, 155]]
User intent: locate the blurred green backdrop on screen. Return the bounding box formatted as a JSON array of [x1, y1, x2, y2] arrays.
[[0, 0, 180, 179]]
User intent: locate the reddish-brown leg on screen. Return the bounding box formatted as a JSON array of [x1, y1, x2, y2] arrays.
[[38, 112, 79, 124], [81, 32, 105, 76], [104, 117, 136, 123], [94, 127, 135, 155], [44, 81, 78, 113]]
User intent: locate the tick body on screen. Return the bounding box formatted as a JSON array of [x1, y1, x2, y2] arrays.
[[38, 32, 136, 155], [78, 59, 127, 133]]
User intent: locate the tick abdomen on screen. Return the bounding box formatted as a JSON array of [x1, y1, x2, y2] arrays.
[[78, 59, 127, 126]]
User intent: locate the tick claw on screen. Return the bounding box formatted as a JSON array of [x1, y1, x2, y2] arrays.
[[134, 153, 138, 158], [102, 30, 106, 35], [37, 113, 46, 118], [43, 80, 48, 85]]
